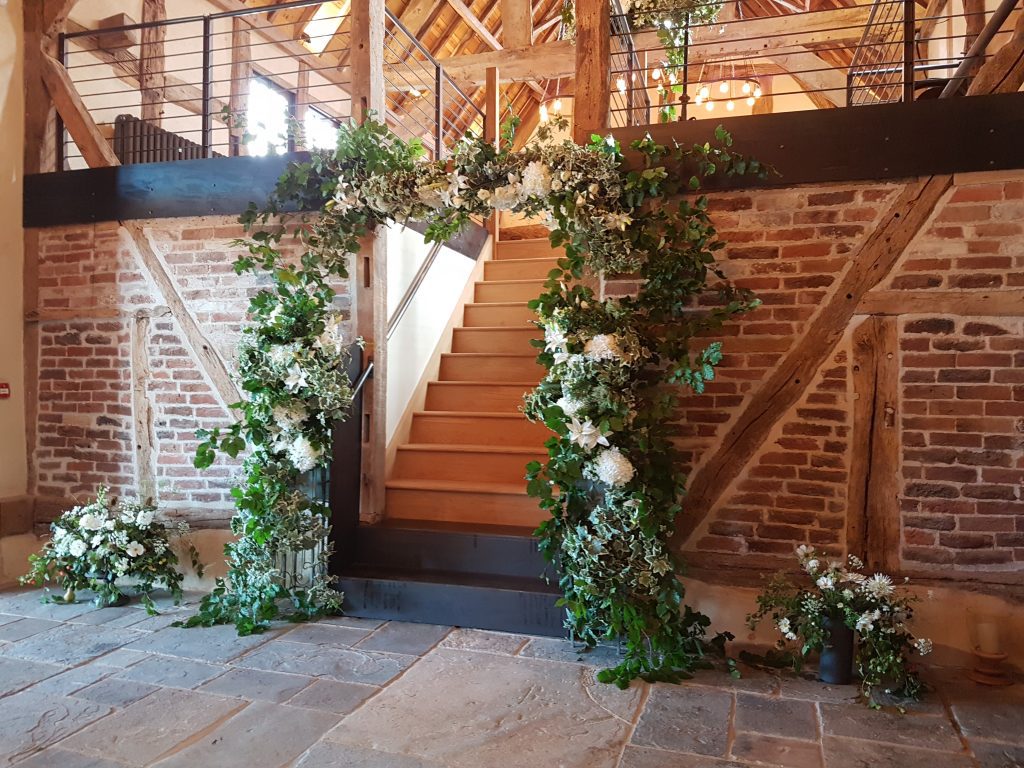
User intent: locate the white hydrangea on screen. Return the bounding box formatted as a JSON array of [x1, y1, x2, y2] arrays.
[[135, 510, 154, 529], [521, 161, 552, 198], [593, 447, 635, 487], [287, 435, 323, 473], [556, 395, 585, 418], [68, 539, 87, 558], [584, 334, 624, 362], [272, 402, 308, 431]]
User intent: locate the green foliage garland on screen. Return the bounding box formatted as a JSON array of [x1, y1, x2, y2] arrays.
[[187, 117, 767, 688]]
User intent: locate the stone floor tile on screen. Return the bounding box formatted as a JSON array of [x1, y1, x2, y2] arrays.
[[285, 679, 378, 714], [198, 667, 314, 703], [0, 589, 98, 620], [440, 628, 528, 656], [25, 664, 115, 696], [688, 664, 782, 696], [0, 624, 142, 667], [0, 614, 20, 626], [731, 733, 823, 768], [0, 690, 111, 763], [517, 636, 623, 667], [281, 622, 373, 647], [326, 648, 642, 768], [820, 702, 964, 751], [971, 740, 1024, 768], [295, 742, 447, 768], [620, 746, 754, 768], [0, 617, 60, 643], [12, 747, 132, 768], [67, 605, 156, 629], [631, 683, 733, 757], [92, 648, 150, 668], [776, 674, 862, 704], [950, 689, 1024, 744], [235, 640, 417, 686], [73, 677, 160, 708], [354, 621, 451, 656], [0, 656, 61, 696], [124, 624, 277, 663], [60, 688, 246, 767], [318, 614, 386, 630], [734, 692, 819, 739], [822, 737, 974, 768], [149, 701, 340, 768], [127, 612, 191, 633], [116, 655, 227, 689]]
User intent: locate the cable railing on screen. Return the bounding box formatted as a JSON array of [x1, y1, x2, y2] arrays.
[[606, 0, 1020, 129], [56, 0, 481, 170]]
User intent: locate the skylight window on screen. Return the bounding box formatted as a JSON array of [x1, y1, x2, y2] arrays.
[[302, 1, 350, 55]]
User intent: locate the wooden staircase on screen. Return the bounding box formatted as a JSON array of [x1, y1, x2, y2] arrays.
[[386, 238, 558, 528]]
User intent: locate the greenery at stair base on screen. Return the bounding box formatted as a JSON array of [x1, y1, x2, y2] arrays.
[[183, 114, 770, 688]]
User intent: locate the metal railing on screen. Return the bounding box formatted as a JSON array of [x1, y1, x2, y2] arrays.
[[607, 0, 1020, 128], [56, 0, 481, 170]]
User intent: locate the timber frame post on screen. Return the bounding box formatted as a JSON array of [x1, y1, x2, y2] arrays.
[[484, 66, 500, 242], [572, 0, 610, 144], [350, 0, 388, 523]]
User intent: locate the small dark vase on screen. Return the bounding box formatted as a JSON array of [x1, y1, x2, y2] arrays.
[[818, 615, 855, 685]]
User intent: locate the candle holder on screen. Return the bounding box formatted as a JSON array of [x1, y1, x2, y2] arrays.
[[968, 648, 1013, 687]]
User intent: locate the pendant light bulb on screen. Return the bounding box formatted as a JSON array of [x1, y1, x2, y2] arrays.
[[652, 68, 662, 81], [539, 103, 549, 122], [726, 100, 735, 111], [754, 86, 762, 98], [553, 98, 563, 113], [742, 81, 752, 95], [699, 85, 710, 100], [719, 81, 729, 94], [705, 100, 714, 111], [746, 96, 755, 106], [616, 77, 627, 94]]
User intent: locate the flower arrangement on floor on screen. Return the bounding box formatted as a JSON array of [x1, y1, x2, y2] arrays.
[[22, 487, 200, 613], [188, 114, 768, 684], [748, 545, 932, 703]]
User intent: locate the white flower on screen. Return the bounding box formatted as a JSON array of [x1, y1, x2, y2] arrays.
[[544, 326, 567, 354], [114, 557, 130, 576], [583, 333, 624, 362], [79, 513, 104, 531], [803, 558, 820, 574], [135, 510, 154, 528], [856, 609, 881, 633], [556, 396, 585, 417], [273, 402, 308, 431], [287, 434, 323, 473], [816, 574, 835, 591], [593, 448, 635, 487], [103, 519, 115, 530], [914, 638, 933, 655], [795, 544, 813, 561], [567, 418, 610, 452], [90, 534, 104, 548], [863, 573, 895, 599], [777, 617, 798, 641], [125, 541, 145, 558], [315, 314, 346, 355], [68, 539, 88, 558], [52, 526, 67, 541], [283, 364, 308, 393], [521, 161, 552, 198], [847, 554, 864, 570], [491, 183, 521, 211]]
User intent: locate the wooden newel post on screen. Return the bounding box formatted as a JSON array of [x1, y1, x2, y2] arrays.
[[350, 0, 388, 523], [572, 0, 610, 145], [483, 66, 500, 242]]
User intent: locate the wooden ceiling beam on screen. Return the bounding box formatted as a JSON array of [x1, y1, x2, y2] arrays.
[[500, 0, 534, 48], [39, 52, 120, 167]]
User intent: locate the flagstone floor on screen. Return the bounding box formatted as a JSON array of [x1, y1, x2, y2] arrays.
[[0, 588, 1021, 768]]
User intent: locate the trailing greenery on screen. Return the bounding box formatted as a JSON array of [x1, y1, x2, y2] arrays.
[[22, 487, 201, 614], [747, 546, 932, 705], [186, 115, 768, 686]]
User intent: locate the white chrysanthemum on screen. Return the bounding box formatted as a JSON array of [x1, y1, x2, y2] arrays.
[[816, 574, 835, 591], [79, 513, 104, 531], [567, 418, 610, 453], [593, 448, 635, 487], [863, 573, 895, 599], [914, 638, 933, 655], [556, 396, 585, 418], [584, 333, 623, 362], [125, 541, 145, 558], [521, 161, 552, 198], [68, 539, 87, 558], [287, 435, 323, 473]]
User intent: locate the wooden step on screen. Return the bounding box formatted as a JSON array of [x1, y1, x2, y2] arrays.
[[474, 279, 546, 303], [392, 444, 546, 484], [424, 381, 533, 412], [484, 257, 561, 281], [439, 353, 544, 382], [494, 238, 558, 261], [463, 302, 536, 327], [451, 326, 539, 353], [385, 479, 546, 527], [409, 411, 551, 445]]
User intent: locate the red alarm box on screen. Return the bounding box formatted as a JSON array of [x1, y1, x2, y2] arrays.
[[0, 383, 10, 399]]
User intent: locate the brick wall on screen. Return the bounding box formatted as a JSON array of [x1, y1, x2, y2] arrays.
[[30, 217, 352, 527], [25, 172, 1024, 584]]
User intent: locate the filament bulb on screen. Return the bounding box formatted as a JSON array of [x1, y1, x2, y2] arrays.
[[699, 85, 710, 99], [651, 68, 662, 81], [719, 81, 729, 94], [539, 103, 549, 122], [616, 77, 627, 94], [754, 86, 762, 98], [705, 100, 715, 111], [742, 81, 752, 94], [746, 96, 755, 106], [726, 100, 735, 111], [553, 98, 563, 113]]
